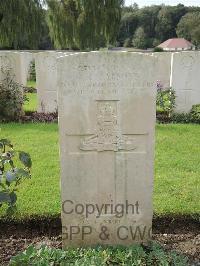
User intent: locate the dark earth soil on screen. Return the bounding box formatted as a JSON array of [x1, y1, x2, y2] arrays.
[[0, 216, 199, 265]]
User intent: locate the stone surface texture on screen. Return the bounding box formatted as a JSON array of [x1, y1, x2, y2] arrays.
[[153, 52, 172, 88], [19, 52, 35, 86], [35, 51, 63, 113], [57, 52, 157, 247], [171, 51, 200, 112], [0, 51, 22, 83]]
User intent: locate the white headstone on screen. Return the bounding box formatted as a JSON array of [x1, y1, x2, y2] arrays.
[[153, 52, 172, 89], [58, 52, 157, 247], [171, 51, 200, 113], [35, 51, 69, 113], [35, 52, 59, 113], [19, 52, 35, 86], [0, 51, 21, 83]]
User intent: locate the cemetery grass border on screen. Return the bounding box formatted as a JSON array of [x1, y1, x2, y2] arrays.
[[22, 84, 200, 124], [0, 123, 199, 221], [23, 93, 37, 112], [0, 123, 199, 264], [21, 87, 200, 124]]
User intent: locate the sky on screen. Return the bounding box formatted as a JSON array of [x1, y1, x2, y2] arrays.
[[125, 0, 200, 7]]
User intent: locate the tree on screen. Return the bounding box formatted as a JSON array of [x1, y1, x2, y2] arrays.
[[47, 0, 124, 50], [132, 26, 147, 49], [119, 4, 200, 48], [122, 2, 138, 13], [118, 12, 138, 46], [119, 5, 161, 48], [171, 4, 188, 29], [123, 38, 132, 47], [176, 12, 200, 47], [0, 0, 44, 49], [138, 6, 161, 39], [38, 10, 53, 50], [155, 6, 174, 42]]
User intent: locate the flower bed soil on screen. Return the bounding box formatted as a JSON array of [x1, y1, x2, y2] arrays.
[[0, 216, 199, 265]]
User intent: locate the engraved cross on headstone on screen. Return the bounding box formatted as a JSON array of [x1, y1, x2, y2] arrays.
[[79, 100, 145, 153]]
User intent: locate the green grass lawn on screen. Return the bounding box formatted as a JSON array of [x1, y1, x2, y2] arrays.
[[23, 93, 37, 112], [27, 80, 36, 88], [24, 80, 37, 112], [0, 123, 199, 220], [22, 87, 167, 114], [23, 83, 166, 114]]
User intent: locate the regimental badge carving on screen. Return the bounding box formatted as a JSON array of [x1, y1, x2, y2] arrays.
[[80, 101, 136, 152]]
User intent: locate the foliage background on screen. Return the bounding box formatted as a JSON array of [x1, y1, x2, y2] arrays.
[[0, 1, 199, 50], [119, 3, 200, 49]]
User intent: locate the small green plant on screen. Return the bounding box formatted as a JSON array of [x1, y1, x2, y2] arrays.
[[168, 104, 200, 124], [0, 68, 26, 121], [190, 104, 200, 123], [9, 243, 189, 266], [170, 112, 192, 124], [156, 81, 176, 117], [0, 138, 32, 215], [154, 47, 164, 52]]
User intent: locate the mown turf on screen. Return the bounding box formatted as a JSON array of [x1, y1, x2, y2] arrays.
[[155, 124, 200, 215], [23, 93, 37, 112], [0, 123, 199, 220], [0, 123, 60, 219], [26, 80, 36, 88], [24, 80, 37, 112]]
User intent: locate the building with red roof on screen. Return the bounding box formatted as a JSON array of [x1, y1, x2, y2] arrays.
[[158, 38, 195, 51]]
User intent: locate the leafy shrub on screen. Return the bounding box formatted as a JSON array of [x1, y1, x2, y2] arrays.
[[156, 82, 176, 117], [23, 111, 58, 123], [24, 86, 37, 93], [157, 111, 200, 124], [10, 243, 189, 266], [168, 104, 200, 124], [190, 104, 200, 123], [0, 138, 32, 215], [170, 112, 192, 124], [154, 47, 164, 52], [0, 68, 26, 121]]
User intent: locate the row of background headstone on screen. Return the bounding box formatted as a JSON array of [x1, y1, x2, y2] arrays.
[[35, 50, 200, 113], [0, 50, 199, 113]]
